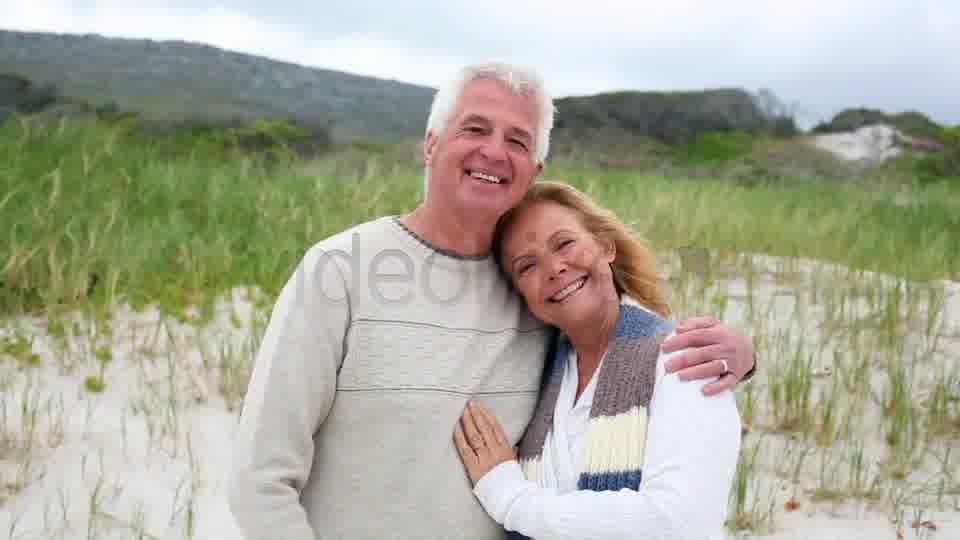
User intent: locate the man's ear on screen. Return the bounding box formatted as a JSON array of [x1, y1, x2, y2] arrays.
[[521, 161, 544, 190], [423, 130, 438, 165]]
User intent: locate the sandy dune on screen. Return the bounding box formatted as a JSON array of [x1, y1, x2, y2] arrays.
[[1, 253, 957, 539]]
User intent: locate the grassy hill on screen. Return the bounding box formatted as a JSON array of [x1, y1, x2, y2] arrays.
[[553, 88, 795, 145], [0, 29, 435, 143], [2, 29, 954, 185], [813, 108, 944, 139], [2, 30, 801, 147]]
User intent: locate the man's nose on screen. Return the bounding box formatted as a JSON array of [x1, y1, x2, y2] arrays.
[[479, 138, 508, 162]]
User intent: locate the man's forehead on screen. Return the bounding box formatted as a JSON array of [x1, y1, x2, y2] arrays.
[[454, 81, 538, 120], [459, 112, 533, 136]]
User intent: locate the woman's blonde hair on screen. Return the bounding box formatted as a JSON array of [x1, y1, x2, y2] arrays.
[[493, 181, 671, 318]]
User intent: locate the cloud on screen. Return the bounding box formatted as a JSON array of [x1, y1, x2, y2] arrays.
[[3, 0, 958, 125]]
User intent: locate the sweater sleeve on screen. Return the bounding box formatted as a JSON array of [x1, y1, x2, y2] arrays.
[[228, 245, 351, 540], [473, 347, 742, 540]]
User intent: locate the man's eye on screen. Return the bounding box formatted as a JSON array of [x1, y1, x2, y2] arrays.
[[510, 138, 528, 150], [557, 239, 574, 250], [518, 263, 534, 275]]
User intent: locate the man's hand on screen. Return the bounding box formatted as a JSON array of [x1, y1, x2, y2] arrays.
[[662, 317, 755, 396], [454, 401, 517, 486]]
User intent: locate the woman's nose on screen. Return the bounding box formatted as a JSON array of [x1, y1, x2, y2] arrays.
[[547, 258, 567, 280]]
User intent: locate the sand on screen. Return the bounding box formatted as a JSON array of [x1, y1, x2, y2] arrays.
[[1, 254, 957, 539], [810, 124, 906, 164]]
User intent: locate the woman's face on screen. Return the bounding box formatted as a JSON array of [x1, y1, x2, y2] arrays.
[[500, 201, 620, 331]]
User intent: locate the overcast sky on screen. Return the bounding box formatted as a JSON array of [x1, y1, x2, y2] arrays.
[[4, 0, 958, 127]]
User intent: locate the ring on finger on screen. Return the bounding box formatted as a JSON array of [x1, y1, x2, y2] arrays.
[[718, 359, 730, 375]]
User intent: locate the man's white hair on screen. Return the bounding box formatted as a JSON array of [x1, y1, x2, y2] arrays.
[[422, 62, 555, 195], [427, 62, 554, 163]]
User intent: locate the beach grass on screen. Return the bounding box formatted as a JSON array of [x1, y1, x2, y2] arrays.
[[2, 116, 957, 321], [1, 115, 959, 538]]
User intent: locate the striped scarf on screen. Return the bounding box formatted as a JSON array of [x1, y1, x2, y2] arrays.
[[507, 299, 674, 538]]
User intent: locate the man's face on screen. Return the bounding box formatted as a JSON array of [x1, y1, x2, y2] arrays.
[[423, 78, 543, 221]]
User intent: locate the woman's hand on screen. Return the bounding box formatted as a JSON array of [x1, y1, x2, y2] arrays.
[[454, 401, 518, 486]]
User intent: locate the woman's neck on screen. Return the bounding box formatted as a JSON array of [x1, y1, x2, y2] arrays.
[[565, 300, 621, 399]]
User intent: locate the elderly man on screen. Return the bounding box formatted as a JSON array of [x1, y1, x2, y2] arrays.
[[228, 62, 754, 539]]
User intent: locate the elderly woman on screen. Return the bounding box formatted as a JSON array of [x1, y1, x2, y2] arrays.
[[454, 181, 742, 539]]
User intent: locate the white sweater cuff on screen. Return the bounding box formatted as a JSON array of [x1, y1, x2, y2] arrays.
[[473, 460, 530, 524]]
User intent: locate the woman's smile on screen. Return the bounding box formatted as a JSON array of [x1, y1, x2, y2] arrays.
[[547, 275, 588, 303]]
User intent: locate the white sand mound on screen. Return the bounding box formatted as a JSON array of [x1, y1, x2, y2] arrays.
[[810, 124, 907, 163]]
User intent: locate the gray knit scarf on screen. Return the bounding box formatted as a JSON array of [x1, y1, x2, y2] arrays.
[[507, 299, 674, 539]]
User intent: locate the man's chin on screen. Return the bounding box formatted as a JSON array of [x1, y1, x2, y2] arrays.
[[456, 194, 516, 220]]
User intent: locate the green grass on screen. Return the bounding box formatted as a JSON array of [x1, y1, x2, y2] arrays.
[[1, 114, 958, 538], [549, 164, 959, 281], [1, 115, 958, 319], [0, 116, 419, 317]]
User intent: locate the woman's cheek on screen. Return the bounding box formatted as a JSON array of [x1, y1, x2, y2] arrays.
[[518, 276, 539, 305]]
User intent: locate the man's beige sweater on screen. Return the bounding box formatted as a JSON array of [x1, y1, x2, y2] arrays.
[[228, 216, 550, 539]]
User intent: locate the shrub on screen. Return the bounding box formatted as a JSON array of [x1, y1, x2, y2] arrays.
[[127, 115, 332, 158], [814, 108, 942, 139], [681, 131, 755, 164], [0, 72, 59, 113], [915, 127, 960, 185]]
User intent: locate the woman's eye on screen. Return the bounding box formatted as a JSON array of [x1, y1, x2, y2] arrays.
[[558, 239, 574, 250]]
